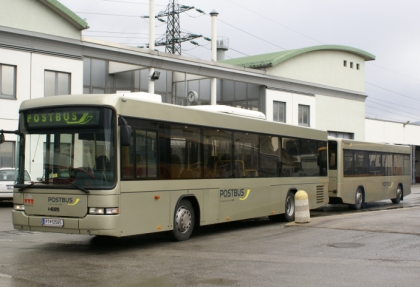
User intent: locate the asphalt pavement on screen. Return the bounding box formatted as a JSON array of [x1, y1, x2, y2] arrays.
[[0, 185, 420, 286]]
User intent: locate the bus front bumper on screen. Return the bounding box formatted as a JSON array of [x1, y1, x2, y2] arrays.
[[12, 211, 121, 237]]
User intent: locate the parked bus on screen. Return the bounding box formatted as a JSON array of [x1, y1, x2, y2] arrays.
[[4, 93, 329, 240], [328, 138, 411, 209]]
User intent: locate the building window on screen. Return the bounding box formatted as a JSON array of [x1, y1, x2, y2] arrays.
[[44, 71, 70, 97], [328, 131, 354, 139], [0, 141, 15, 168], [343, 60, 347, 67], [83, 58, 110, 94], [0, 64, 16, 99], [350, 62, 353, 69], [356, 63, 360, 70], [273, 101, 286, 123], [298, 104, 310, 126]]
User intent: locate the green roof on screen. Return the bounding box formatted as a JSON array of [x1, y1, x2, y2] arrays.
[[39, 0, 88, 30], [221, 45, 375, 69]]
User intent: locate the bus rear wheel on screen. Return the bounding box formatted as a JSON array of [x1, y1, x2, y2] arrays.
[[391, 185, 402, 204], [172, 199, 195, 241], [282, 191, 295, 222]]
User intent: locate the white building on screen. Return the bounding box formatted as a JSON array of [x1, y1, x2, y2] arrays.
[[1, 0, 419, 182], [222, 45, 374, 140]]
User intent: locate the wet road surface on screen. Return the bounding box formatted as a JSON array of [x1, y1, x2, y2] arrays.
[[1, 186, 420, 286]]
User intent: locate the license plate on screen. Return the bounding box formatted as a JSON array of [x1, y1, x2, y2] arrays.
[[6, 185, 13, 190], [42, 218, 64, 227]]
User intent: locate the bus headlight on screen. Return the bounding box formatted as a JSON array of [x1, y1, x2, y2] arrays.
[[89, 207, 119, 215], [14, 204, 25, 211]]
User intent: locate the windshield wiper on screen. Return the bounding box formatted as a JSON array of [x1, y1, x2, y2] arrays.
[[17, 182, 46, 192], [16, 179, 90, 194], [54, 178, 90, 194]]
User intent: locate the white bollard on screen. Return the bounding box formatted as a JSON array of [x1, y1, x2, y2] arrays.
[[295, 190, 310, 223]]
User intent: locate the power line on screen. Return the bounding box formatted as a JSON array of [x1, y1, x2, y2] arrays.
[[369, 63, 420, 83], [366, 82, 420, 102], [85, 35, 151, 38], [365, 105, 420, 121], [102, 0, 166, 6], [365, 99, 420, 117], [218, 18, 287, 50], [84, 31, 165, 35], [365, 112, 408, 122], [367, 97, 420, 112], [75, 12, 142, 17], [225, 0, 323, 45]]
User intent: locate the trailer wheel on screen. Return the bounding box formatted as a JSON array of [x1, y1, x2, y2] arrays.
[[172, 199, 195, 241], [352, 188, 364, 210], [391, 185, 402, 204]]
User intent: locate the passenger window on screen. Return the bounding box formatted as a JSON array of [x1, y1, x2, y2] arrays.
[[259, 135, 280, 177]]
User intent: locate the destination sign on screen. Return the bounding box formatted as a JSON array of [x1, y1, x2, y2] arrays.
[[24, 108, 100, 129]]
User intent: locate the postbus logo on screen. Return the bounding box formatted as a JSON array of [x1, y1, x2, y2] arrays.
[[219, 188, 251, 200], [47, 197, 81, 206], [26, 112, 94, 125]]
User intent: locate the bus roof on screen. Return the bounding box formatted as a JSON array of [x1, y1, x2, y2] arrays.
[[19, 93, 327, 141], [328, 137, 411, 154]]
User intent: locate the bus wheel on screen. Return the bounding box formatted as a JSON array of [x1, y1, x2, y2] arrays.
[[391, 185, 402, 204], [352, 188, 364, 210], [172, 199, 195, 241], [282, 191, 295, 222]]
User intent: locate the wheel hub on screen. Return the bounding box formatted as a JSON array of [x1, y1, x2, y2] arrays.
[[286, 197, 294, 216], [175, 206, 191, 233]]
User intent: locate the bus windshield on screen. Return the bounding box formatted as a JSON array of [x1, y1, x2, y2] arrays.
[[17, 107, 116, 189]]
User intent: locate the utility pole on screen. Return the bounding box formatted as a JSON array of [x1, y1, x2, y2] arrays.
[[150, 0, 202, 55]]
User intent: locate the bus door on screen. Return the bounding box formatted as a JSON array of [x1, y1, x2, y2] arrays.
[[328, 141, 338, 195]]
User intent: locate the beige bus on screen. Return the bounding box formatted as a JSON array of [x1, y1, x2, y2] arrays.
[[328, 137, 411, 209], [7, 93, 329, 241]]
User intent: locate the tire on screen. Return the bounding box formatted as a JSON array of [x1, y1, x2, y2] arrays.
[[282, 191, 295, 222], [172, 199, 195, 241], [351, 188, 364, 210], [391, 185, 402, 204]]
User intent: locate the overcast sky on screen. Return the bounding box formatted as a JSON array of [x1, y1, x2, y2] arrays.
[[60, 0, 420, 124]]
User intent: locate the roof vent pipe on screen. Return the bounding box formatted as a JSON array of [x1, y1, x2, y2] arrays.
[[210, 10, 219, 105], [217, 37, 229, 61]]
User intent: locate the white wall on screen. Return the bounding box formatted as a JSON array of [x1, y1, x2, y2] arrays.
[[365, 118, 420, 145], [266, 89, 316, 127], [316, 95, 366, 140], [268, 50, 366, 93], [0, 0, 81, 39], [0, 49, 31, 142], [31, 53, 83, 99]]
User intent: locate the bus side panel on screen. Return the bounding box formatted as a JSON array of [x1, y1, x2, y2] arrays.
[[119, 191, 171, 236], [270, 185, 288, 215], [401, 175, 412, 197], [202, 188, 220, 225], [294, 182, 328, 209], [339, 178, 356, 204], [364, 177, 387, 203], [218, 183, 271, 222]]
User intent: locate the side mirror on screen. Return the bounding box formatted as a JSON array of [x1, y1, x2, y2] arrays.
[[121, 125, 132, 146], [0, 129, 19, 144], [118, 117, 132, 146]]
